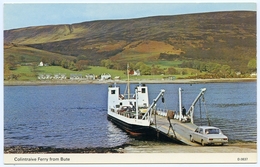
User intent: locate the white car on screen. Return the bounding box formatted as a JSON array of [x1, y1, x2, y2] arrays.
[[190, 126, 228, 146]]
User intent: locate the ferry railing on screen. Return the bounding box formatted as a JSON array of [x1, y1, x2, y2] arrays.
[[121, 93, 136, 99], [142, 89, 165, 121]]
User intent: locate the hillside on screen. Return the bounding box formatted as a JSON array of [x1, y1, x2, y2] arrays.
[[4, 11, 256, 75]]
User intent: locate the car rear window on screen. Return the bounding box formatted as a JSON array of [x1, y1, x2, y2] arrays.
[[206, 129, 220, 134]]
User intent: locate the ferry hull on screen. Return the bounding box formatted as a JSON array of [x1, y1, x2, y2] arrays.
[[107, 114, 154, 136]]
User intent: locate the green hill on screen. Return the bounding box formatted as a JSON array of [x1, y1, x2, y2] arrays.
[[4, 11, 256, 79]]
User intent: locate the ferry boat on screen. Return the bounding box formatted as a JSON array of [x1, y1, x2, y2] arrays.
[[107, 82, 165, 136]]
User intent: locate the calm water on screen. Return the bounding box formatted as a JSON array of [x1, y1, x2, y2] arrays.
[[4, 82, 257, 148]]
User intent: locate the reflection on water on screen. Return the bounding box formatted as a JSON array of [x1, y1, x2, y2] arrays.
[[4, 82, 256, 148]]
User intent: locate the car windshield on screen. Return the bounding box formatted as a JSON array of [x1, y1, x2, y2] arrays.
[[205, 128, 220, 134]]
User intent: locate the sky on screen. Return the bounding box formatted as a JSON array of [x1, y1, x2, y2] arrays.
[[2, 0, 257, 30]]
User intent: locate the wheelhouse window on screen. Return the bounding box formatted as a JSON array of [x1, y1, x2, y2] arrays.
[[142, 88, 146, 93], [111, 90, 116, 94]]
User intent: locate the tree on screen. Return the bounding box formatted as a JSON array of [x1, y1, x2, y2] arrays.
[[151, 65, 164, 75], [100, 59, 107, 67], [135, 62, 146, 70], [167, 67, 177, 75], [210, 63, 221, 73], [4, 63, 11, 80], [180, 69, 188, 75], [69, 61, 76, 71], [199, 62, 206, 72], [220, 65, 231, 78], [140, 64, 151, 75], [128, 62, 135, 71], [247, 58, 256, 72], [101, 59, 114, 69], [61, 59, 69, 69], [75, 60, 88, 71], [192, 61, 201, 70], [5, 55, 17, 70], [41, 56, 49, 64]]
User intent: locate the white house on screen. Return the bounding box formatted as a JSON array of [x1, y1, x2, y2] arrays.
[[250, 72, 257, 77], [101, 73, 111, 80], [235, 71, 241, 76], [86, 74, 96, 80], [70, 74, 82, 80], [38, 62, 43, 66], [133, 69, 141, 76]]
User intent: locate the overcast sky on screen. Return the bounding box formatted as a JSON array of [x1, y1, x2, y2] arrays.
[[3, 1, 257, 30]]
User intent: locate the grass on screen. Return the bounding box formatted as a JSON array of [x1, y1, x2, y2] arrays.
[[9, 65, 199, 81], [10, 66, 127, 80], [13, 66, 33, 74], [37, 66, 75, 74]]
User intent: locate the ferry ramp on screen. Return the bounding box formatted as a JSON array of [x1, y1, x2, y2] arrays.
[[150, 115, 200, 146]]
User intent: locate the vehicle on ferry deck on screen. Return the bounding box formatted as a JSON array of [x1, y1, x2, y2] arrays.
[[190, 126, 228, 146]]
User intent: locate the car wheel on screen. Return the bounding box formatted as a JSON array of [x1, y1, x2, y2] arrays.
[[201, 140, 205, 146], [190, 136, 194, 142]]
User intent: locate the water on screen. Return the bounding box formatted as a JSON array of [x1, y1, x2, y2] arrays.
[[4, 82, 256, 148], [4, 84, 129, 148], [147, 82, 257, 142]]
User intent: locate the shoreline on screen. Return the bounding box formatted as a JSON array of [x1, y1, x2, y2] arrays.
[[120, 141, 257, 153], [4, 141, 257, 154], [4, 78, 257, 86]]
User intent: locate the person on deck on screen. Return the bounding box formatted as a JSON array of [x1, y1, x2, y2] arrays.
[[182, 106, 186, 117]]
